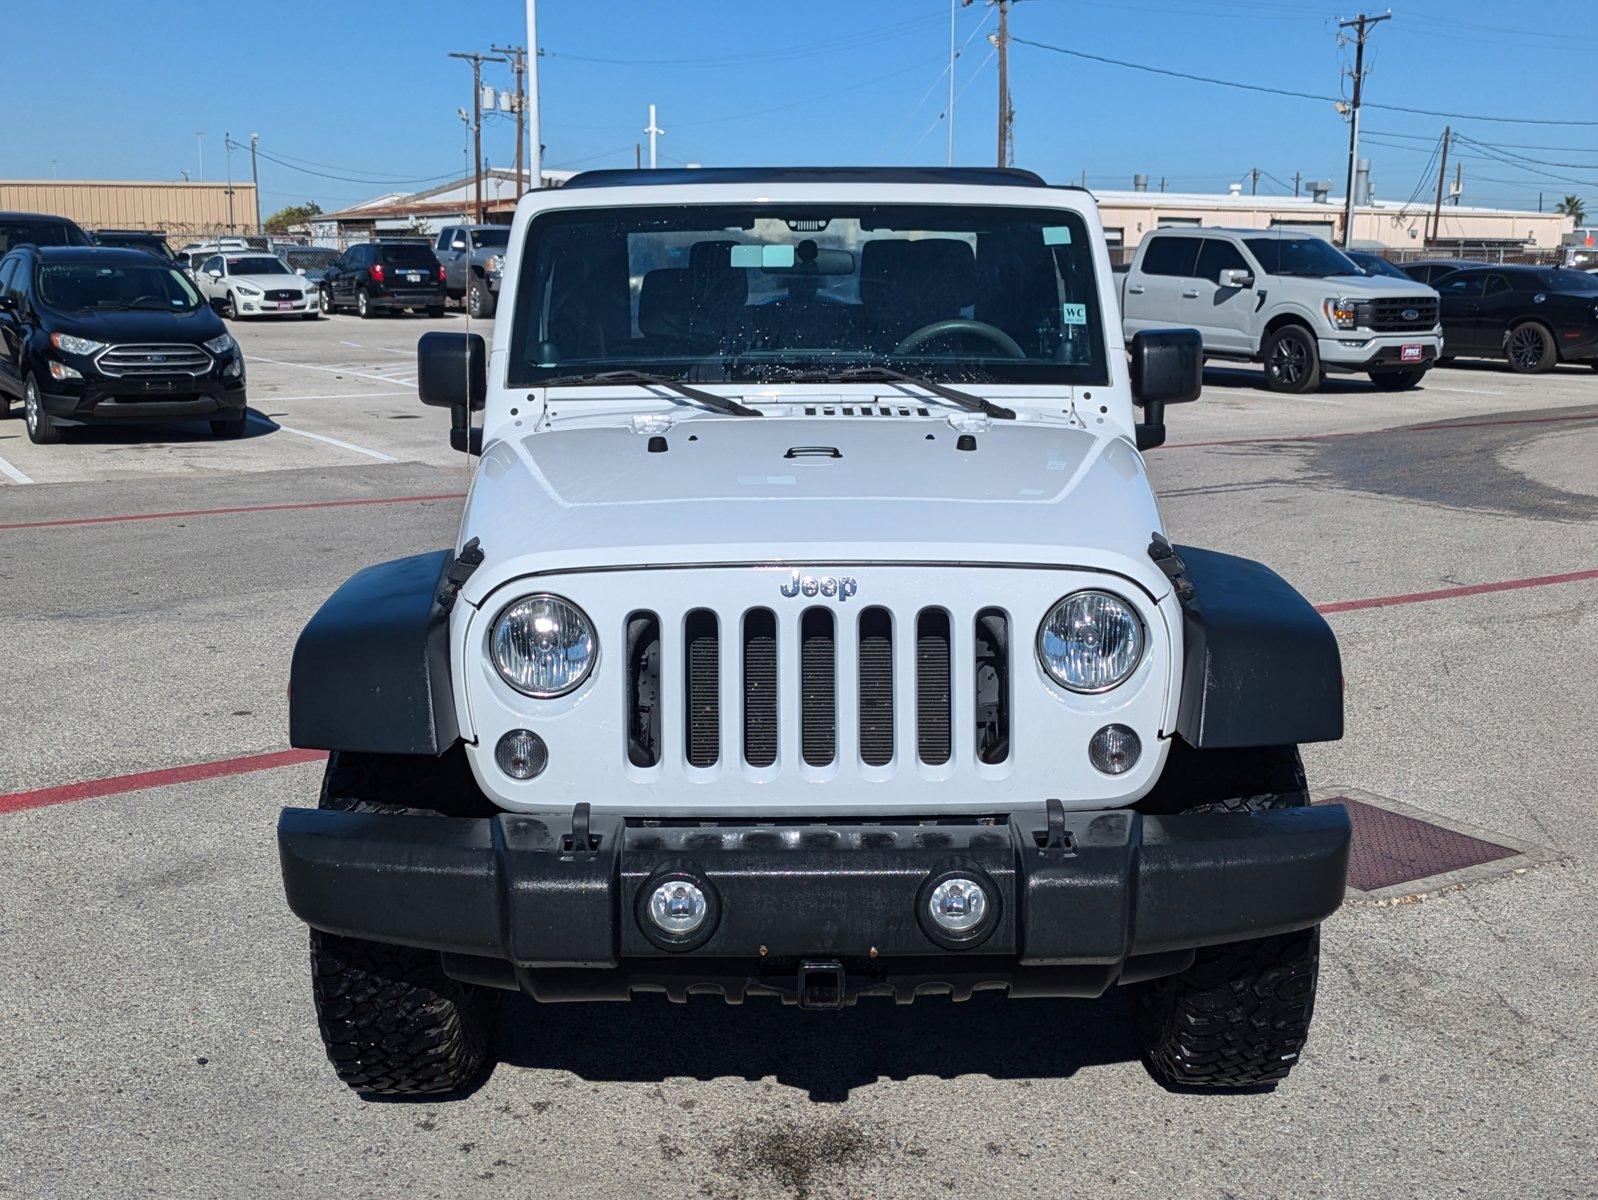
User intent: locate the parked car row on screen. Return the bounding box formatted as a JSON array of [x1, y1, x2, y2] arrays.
[[1117, 228, 1598, 391]]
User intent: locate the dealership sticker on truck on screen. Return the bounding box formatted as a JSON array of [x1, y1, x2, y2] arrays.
[[1401, 344, 1423, 362], [1062, 303, 1087, 325]]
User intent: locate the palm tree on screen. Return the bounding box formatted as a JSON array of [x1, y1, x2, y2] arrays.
[[1554, 194, 1587, 224]]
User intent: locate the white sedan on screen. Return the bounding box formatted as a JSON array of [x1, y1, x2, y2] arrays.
[[195, 252, 320, 320]]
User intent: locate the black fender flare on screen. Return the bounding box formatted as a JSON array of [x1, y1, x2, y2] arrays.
[[1169, 544, 1343, 749], [289, 551, 459, 755]]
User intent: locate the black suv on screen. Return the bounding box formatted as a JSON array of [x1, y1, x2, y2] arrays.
[[1436, 265, 1598, 373], [92, 229, 176, 260], [321, 242, 445, 318], [0, 211, 93, 253], [0, 246, 247, 443]]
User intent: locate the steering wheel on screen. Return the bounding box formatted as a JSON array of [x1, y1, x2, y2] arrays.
[[894, 318, 1026, 359]]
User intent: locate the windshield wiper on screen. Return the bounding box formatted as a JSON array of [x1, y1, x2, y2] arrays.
[[829, 366, 1016, 420], [539, 369, 759, 417]]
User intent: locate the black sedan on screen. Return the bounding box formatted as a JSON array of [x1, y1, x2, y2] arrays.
[[1435, 265, 1598, 373], [1400, 259, 1479, 285], [0, 245, 247, 443], [1345, 250, 1413, 281]]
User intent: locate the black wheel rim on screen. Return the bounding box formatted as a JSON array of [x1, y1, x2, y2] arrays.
[[1271, 337, 1307, 384], [1508, 326, 1544, 370]]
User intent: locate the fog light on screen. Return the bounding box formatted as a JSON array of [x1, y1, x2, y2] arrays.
[[1088, 724, 1141, 775], [927, 877, 987, 933], [48, 360, 82, 381], [648, 880, 708, 935], [494, 728, 547, 780]]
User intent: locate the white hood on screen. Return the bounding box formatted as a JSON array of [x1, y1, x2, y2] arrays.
[[231, 273, 314, 293], [457, 412, 1172, 609]]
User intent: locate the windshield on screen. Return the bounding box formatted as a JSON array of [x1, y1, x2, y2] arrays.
[[38, 263, 201, 312], [472, 228, 510, 250], [1, 219, 91, 253], [227, 255, 290, 276], [1349, 252, 1409, 280], [1539, 267, 1598, 292], [1245, 236, 1360, 278], [508, 203, 1108, 386]]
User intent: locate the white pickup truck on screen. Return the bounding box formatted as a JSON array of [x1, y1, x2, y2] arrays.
[[1119, 227, 1442, 393]]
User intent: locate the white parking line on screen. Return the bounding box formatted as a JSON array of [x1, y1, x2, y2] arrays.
[[249, 355, 417, 389], [246, 415, 396, 463], [261, 391, 416, 402], [338, 340, 415, 357], [1422, 384, 1508, 396], [0, 450, 34, 485]]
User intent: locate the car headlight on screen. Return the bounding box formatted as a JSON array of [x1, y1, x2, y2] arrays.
[[236, 284, 262, 297], [50, 332, 105, 356], [203, 333, 237, 355], [1322, 297, 1357, 330], [1036, 591, 1145, 693], [490, 594, 597, 697]]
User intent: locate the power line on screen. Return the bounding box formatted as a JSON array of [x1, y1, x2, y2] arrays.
[[247, 144, 459, 187], [540, 12, 945, 68], [1010, 35, 1598, 126]]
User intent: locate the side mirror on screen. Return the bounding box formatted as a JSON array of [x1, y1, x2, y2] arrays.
[[207, 268, 223, 279], [1130, 328, 1202, 451], [418, 331, 487, 454], [1218, 267, 1254, 289], [452, 239, 468, 251], [295, 267, 306, 275]]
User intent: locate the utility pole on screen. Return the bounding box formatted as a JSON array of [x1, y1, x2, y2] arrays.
[[1337, 10, 1391, 247], [1293, 171, 1301, 197], [994, 0, 1013, 168], [450, 51, 506, 221], [948, 0, 958, 165], [645, 104, 664, 169], [1429, 125, 1451, 245], [224, 132, 235, 233], [524, 0, 542, 188], [249, 133, 262, 234], [491, 44, 528, 191], [1251, 167, 1260, 195], [635, 143, 642, 170], [195, 131, 204, 181]]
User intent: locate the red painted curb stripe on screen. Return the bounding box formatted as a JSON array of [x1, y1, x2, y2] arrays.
[[0, 748, 327, 816], [1165, 410, 1598, 451], [0, 492, 467, 533], [1315, 567, 1598, 615]]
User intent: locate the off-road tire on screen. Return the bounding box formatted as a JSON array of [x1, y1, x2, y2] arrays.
[[1132, 925, 1321, 1090], [1505, 321, 1556, 374], [23, 375, 61, 444], [1130, 741, 1322, 1089], [307, 751, 497, 1096], [1262, 324, 1322, 393], [1367, 367, 1426, 391]]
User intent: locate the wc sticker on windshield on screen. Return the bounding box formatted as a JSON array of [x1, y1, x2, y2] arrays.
[[1042, 226, 1073, 245], [1061, 302, 1088, 325], [731, 244, 796, 269]]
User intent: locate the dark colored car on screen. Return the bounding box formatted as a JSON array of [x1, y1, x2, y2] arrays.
[[0, 245, 247, 443], [0, 211, 93, 253], [1344, 250, 1411, 281], [1436, 265, 1598, 373], [1400, 259, 1479, 285], [93, 229, 175, 260], [321, 242, 445, 318]]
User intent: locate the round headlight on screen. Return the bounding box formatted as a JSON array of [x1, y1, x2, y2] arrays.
[[490, 594, 597, 697], [1037, 590, 1145, 693]]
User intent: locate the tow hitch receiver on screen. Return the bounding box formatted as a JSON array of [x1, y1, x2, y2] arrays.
[[798, 959, 846, 1010]]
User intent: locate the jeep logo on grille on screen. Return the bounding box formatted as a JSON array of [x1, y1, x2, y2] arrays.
[[779, 570, 858, 602], [1400, 308, 1419, 322]]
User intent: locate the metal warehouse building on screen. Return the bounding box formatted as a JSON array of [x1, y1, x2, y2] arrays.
[[0, 179, 259, 237]]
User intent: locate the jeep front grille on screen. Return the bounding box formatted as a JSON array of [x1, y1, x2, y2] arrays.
[[95, 343, 211, 377], [625, 603, 1010, 773]]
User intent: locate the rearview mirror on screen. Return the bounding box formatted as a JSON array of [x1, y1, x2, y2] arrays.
[[1130, 328, 1202, 451], [1218, 267, 1254, 289], [418, 331, 487, 454]]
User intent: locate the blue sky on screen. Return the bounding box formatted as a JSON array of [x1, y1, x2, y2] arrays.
[[7, 0, 1595, 216]]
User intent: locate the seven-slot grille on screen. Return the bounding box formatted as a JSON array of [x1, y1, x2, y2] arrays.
[[625, 604, 1010, 773], [1364, 296, 1439, 333], [95, 343, 211, 377]]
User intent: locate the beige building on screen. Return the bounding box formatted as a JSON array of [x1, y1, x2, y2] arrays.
[[1093, 188, 1572, 256], [0, 179, 259, 237]]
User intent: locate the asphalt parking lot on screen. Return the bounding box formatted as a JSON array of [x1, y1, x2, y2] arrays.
[[1, 312, 1595, 1199]]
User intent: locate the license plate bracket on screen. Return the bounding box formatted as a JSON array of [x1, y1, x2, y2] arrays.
[[1401, 344, 1424, 363]]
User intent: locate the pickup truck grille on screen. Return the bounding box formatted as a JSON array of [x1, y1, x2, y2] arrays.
[[95, 343, 211, 377], [1364, 296, 1438, 333], [626, 603, 1009, 774]]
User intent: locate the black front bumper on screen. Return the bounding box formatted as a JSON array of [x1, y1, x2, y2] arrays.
[[279, 803, 1349, 1003], [41, 375, 245, 423]]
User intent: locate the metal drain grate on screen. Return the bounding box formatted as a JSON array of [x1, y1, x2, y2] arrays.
[[1312, 789, 1546, 898]]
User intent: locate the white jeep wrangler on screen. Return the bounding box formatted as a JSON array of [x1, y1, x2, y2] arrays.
[[279, 168, 1349, 1096]]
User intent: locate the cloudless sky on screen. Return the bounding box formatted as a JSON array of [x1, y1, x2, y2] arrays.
[[6, 0, 1595, 216]]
